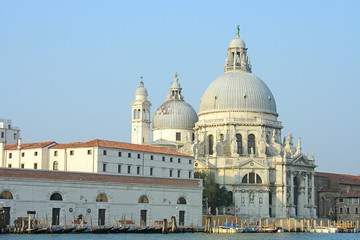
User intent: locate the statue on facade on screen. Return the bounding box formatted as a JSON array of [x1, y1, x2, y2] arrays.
[[249, 191, 255, 203], [265, 129, 283, 157], [294, 137, 302, 157], [258, 130, 266, 156], [231, 135, 238, 157]]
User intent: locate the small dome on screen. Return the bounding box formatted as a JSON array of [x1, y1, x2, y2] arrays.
[[199, 71, 277, 115], [153, 100, 198, 130], [134, 80, 148, 101], [229, 37, 246, 49]]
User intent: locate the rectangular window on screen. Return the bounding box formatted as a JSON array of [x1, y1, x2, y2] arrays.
[[9, 153, 12, 159], [170, 169, 173, 177], [339, 198, 344, 203], [21, 163, 24, 168], [21, 152, 25, 157], [347, 198, 353, 204], [13, 133, 16, 139], [118, 164, 121, 173], [170, 157, 173, 162], [150, 155, 154, 160], [340, 207, 343, 214], [118, 152, 122, 157], [8, 164, 11, 168], [128, 165, 131, 174], [355, 207, 359, 214], [0, 132, 3, 138], [128, 153, 131, 158], [189, 171, 192, 179], [346, 207, 350, 214], [150, 167, 153, 176], [137, 153, 141, 159], [70, 150, 74, 155], [54, 151, 58, 157], [176, 132, 181, 141], [34, 151, 38, 156], [137, 166, 140, 175], [354, 198, 359, 204], [189, 159, 192, 164], [162, 156, 165, 161], [178, 158, 181, 163], [103, 150, 107, 155], [177, 170, 181, 178], [34, 163, 38, 169], [88, 150, 92, 155], [103, 163, 106, 172]]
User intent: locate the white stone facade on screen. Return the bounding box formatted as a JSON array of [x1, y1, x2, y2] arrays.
[[144, 27, 317, 220], [0, 168, 202, 228]]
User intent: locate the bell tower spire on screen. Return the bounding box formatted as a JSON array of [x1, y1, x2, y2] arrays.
[[131, 77, 152, 144]]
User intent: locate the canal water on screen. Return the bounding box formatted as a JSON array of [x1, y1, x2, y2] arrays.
[[0, 233, 358, 240]]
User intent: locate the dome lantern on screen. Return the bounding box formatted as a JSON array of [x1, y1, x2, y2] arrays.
[[224, 26, 252, 73]]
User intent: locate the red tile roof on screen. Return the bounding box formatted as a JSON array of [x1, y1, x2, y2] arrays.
[[5, 141, 56, 150], [316, 172, 360, 186], [338, 192, 360, 198], [0, 168, 201, 187], [318, 186, 337, 192], [51, 139, 191, 157]]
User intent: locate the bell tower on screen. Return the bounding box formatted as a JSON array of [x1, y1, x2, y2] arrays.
[[131, 77, 151, 144]]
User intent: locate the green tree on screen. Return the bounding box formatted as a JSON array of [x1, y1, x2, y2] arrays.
[[195, 171, 232, 215]]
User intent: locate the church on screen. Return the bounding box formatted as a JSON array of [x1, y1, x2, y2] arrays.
[[131, 26, 317, 220]]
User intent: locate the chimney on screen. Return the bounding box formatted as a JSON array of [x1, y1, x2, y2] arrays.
[[346, 185, 350, 193], [17, 138, 22, 150]]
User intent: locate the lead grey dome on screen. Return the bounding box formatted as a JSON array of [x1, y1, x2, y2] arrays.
[[153, 100, 198, 130], [199, 71, 277, 115]]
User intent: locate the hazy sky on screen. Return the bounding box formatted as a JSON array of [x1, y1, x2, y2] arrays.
[[1, 1, 359, 175]]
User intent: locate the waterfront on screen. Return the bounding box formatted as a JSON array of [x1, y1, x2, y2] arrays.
[[0, 233, 359, 240]]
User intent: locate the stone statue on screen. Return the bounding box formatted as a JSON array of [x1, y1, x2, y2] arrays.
[[310, 152, 315, 160], [215, 207, 219, 216], [231, 136, 238, 157], [249, 191, 254, 203], [294, 137, 301, 156], [223, 207, 226, 215], [258, 131, 266, 156], [208, 207, 211, 214], [265, 129, 283, 157]]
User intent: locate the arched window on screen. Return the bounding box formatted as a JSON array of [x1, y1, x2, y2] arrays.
[[50, 192, 63, 201], [236, 134, 242, 154], [53, 161, 58, 170], [177, 197, 187, 204], [0, 191, 13, 199], [138, 195, 149, 203], [248, 134, 255, 154], [241, 173, 263, 184], [143, 109, 145, 120], [133, 109, 137, 119], [96, 193, 108, 202], [208, 135, 214, 155], [138, 109, 141, 119]]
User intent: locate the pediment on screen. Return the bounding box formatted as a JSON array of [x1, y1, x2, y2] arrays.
[[194, 159, 214, 169], [236, 159, 269, 170], [291, 155, 312, 166]]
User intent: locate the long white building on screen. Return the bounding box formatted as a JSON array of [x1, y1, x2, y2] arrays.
[[0, 168, 202, 228]]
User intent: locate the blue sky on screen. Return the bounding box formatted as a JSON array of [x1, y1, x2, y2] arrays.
[[1, 0, 359, 175]]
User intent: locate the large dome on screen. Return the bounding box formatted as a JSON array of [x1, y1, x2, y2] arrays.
[[153, 100, 198, 130], [199, 71, 277, 115]]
